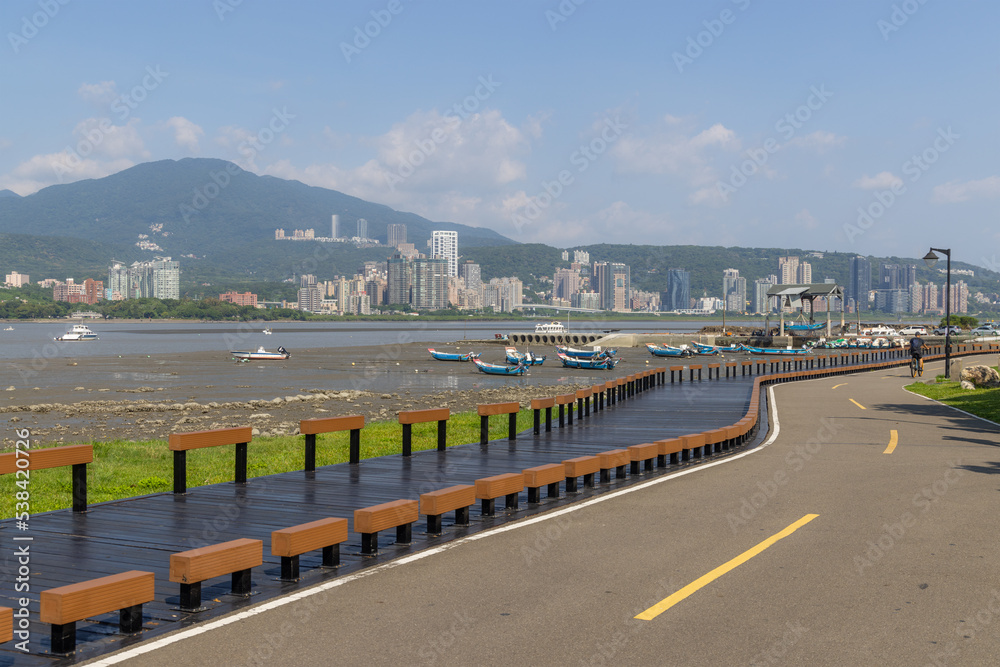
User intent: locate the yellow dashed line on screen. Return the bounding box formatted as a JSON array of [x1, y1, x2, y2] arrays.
[[831, 383, 846, 389], [884, 430, 898, 454], [849, 398, 866, 410]]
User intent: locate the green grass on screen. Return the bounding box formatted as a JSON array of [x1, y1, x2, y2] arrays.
[[905, 368, 1000, 423], [0, 407, 542, 519]]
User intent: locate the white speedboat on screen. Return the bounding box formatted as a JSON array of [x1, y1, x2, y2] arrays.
[[231, 345, 290, 360], [55, 324, 98, 341], [2, 326, 12, 331], [534, 321, 566, 333], [263, 328, 272, 335]]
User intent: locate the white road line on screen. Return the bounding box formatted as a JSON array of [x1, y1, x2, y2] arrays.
[[89, 386, 781, 666]]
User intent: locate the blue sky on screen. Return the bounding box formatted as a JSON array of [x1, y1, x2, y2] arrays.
[[2, 0, 997, 268]]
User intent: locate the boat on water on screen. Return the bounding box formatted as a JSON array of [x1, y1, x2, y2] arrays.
[[3, 326, 12, 331], [740, 344, 811, 356], [786, 322, 825, 332], [54, 324, 98, 341], [428, 348, 479, 362], [557, 352, 620, 370], [555, 345, 616, 359], [231, 345, 290, 360], [263, 328, 273, 335], [505, 346, 546, 365], [534, 321, 566, 333], [473, 358, 528, 376], [645, 343, 692, 358]]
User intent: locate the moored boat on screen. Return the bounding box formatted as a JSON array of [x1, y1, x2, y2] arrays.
[[54, 324, 98, 341], [473, 358, 528, 375], [534, 321, 567, 333], [645, 343, 692, 358], [740, 344, 810, 356], [231, 345, 290, 360], [428, 348, 479, 361], [557, 352, 620, 369], [786, 322, 825, 332], [505, 346, 546, 365], [689, 341, 721, 356], [555, 345, 616, 359]]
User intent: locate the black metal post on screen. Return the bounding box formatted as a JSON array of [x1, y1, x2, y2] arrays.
[[480, 415, 489, 445], [350, 428, 361, 464], [232, 568, 252, 596], [437, 419, 447, 451], [120, 604, 143, 634], [72, 462, 87, 512], [173, 450, 187, 494], [304, 433, 316, 472], [402, 424, 412, 457], [235, 442, 247, 485], [508, 412, 517, 441], [51, 623, 76, 654]]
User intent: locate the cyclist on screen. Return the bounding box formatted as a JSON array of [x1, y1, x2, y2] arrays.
[[909, 334, 925, 374]]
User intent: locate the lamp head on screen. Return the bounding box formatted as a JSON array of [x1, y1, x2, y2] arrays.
[[923, 250, 939, 269]]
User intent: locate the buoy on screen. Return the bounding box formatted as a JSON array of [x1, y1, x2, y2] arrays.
[[351, 362, 355, 366]]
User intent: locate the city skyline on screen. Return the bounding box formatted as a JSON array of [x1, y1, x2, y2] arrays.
[[1, 2, 997, 268]]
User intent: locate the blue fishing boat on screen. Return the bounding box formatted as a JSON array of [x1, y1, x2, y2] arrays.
[[473, 358, 528, 375], [557, 352, 620, 370], [555, 345, 616, 359], [505, 346, 546, 365], [689, 341, 722, 356], [428, 348, 479, 362], [741, 345, 811, 356], [645, 343, 692, 358], [786, 322, 825, 332]]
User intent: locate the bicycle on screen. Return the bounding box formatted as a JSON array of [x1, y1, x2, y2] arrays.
[[909, 355, 923, 378]]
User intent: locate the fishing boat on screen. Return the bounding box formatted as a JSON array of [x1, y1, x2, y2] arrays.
[[505, 346, 546, 365], [263, 328, 273, 335], [3, 326, 12, 331], [428, 348, 480, 361], [54, 324, 98, 341], [473, 358, 528, 376], [740, 344, 810, 356], [534, 321, 566, 333], [231, 345, 290, 360], [689, 341, 721, 356], [555, 345, 617, 359], [786, 322, 825, 332], [645, 343, 692, 358], [557, 352, 620, 370]]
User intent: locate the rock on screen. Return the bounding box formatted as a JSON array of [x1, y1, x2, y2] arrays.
[[73, 387, 86, 391], [251, 428, 261, 436], [960, 365, 1000, 388], [5, 386, 14, 391], [960, 380, 976, 390]]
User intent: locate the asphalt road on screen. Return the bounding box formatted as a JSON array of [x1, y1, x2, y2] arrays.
[[91, 355, 1000, 667]]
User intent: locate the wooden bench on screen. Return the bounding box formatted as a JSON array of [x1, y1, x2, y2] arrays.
[[168, 427, 253, 494], [355, 499, 418, 555], [40, 570, 154, 653], [564, 455, 600, 492], [703, 428, 728, 454], [598, 449, 629, 483], [616, 377, 627, 401], [741, 360, 753, 375], [0, 443, 92, 512], [420, 485, 475, 534], [300, 415, 364, 468], [707, 363, 721, 379], [670, 365, 684, 383], [680, 433, 707, 459], [475, 472, 524, 516], [555, 393, 576, 426], [576, 387, 592, 417], [398, 408, 449, 456], [0, 606, 10, 645], [591, 384, 605, 411], [170, 538, 262, 612], [656, 438, 684, 467], [272, 517, 348, 581], [689, 364, 703, 381], [478, 401, 520, 445], [629, 442, 659, 473], [531, 397, 555, 433], [523, 463, 564, 503]]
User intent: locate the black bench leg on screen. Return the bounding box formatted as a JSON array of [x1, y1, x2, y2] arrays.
[[600, 468, 611, 484], [630, 461, 640, 475], [179, 582, 202, 612], [528, 486, 541, 503], [361, 532, 378, 556], [505, 492, 518, 511], [545, 407, 552, 431], [51, 622, 76, 654], [481, 498, 496, 516], [616, 464, 627, 479], [232, 568, 252, 596], [583, 473, 595, 488], [547, 481, 559, 498], [455, 506, 470, 526], [396, 522, 412, 545], [566, 476, 578, 493], [72, 462, 87, 512], [480, 415, 489, 445], [280, 555, 300, 581], [533, 409, 540, 435], [323, 544, 340, 567], [427, 514, 443, 534], [657, 454, 666, 468], [120, 604, 143, 634], [670, 453, 680, 465], [305, 433, 316, 472], [508, 412, 517, 441]]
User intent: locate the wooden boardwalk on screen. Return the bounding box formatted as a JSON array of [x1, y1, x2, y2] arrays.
[[0, 368, 767, 664]]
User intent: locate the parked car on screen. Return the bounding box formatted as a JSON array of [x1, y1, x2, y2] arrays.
[[899, 325, 928, 336], [933, 325, 962, 335], [861, 325, 899, 336], [971, 325, 998, 334]]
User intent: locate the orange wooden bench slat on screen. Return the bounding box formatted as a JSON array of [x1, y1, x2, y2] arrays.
[[0, 606, 10, 644], [299, 415, 364, 435], [669, 365, 684, 371], [656, 438, 684, 455], [168, 427, 253, 451], [477, 402, 520, 417], [680, 433, 706, 448], [575, 388, 592, 398], [530, 397, 555, 409], [354, 499, 419, 533], [40, 571, 154, 625], [420, 485, 475, 516], [555, 393, 576, 405], [398, 408, 450, 424], [564, 455, 600, 477], [169, 538, 263, 584], [598, 449, 629, 468], [0, 444, 92, 475], [628, 443, 659, 461], [523, 463, 564, 487], [271, 518, 348, 558], [475, 472, 524, 500]]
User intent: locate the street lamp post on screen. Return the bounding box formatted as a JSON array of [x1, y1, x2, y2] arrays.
[[923, 248, 952, 378]]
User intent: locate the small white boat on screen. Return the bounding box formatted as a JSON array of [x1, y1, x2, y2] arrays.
[[231, 345, 290, 361], [55, 324, 98, 341], [534, 321, 566, 333], [3, 326, 12, 331], [263, 328, 272, 335]]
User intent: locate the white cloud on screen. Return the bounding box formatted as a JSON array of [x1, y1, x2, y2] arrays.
[[165, 116, 204, 153], [77, 80, 118, 106], [795, 208, 820, 230], [612, 119, 739, 188], [853, 171, 902, 190], [931, 176, 1000, 203], [787, 130, 845, 153]]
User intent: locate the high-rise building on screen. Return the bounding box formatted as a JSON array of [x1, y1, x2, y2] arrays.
[[331, 214, 339, 238], [357, 218, 368, 239], [386, 255, 412, 305], [219, 291, 258, 307], [848, 256, 871, 312], [110, 257, 179, 300], [663, 268, 690, 311], [573, 250, 590, 265], [4, 272, 29, 287], [752, 277, 774, 314], [431, 230, 459, 278], [553, 268, 580, 300], [561, 250, 570, 262], [722, 268, 746, 312], [412, 257, 448, 309], [387, 223, 407, 247], [458, 260, 481, 293], [796, 261, 812, 284], [593, 261, 630, 311], [778, 256, 799, 284]]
